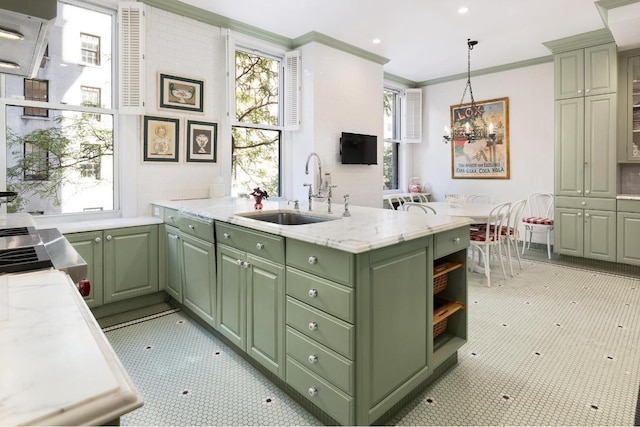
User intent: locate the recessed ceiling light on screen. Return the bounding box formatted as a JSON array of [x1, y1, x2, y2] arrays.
[[372, 38, 381, 44], [0, 27, 24, 40], [458, 6, 469, 14]]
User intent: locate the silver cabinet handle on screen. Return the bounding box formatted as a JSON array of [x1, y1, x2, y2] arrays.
[[308, 321, 318, 331], [106, 235, 112, 241], [168, 215, 174, 221], [308, 387, 318, 397], [308, 354, 318, 364], [577, 190, 582, 194], [256, 242, 265, 250], [223, 233, 230, 239], [95, 237, 101, 243], [577, 212, 583, 217], [585, 213, 590, 218], [585, 190, 590, 194], [585, 88, 590, 93], [578, 89, 583, 94], [237, 259, 243, 266], [243, 261, 251, 269], [581, 201, 586, 206], [308, 256, 318, 265], [189, 224, 195, 230], [308, 289, 318, 298], [453, 237, 461, 244]]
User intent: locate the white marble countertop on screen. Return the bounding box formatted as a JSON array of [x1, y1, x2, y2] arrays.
[[0, 269, 143, 425], [154, 197, 473, 254], [616, 194, 640, 200]]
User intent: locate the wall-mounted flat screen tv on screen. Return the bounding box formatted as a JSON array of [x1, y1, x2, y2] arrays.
[[340, 132, 377, 165]]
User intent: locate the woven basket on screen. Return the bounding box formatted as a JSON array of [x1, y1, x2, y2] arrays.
[[433, 318, 448, 339], [433, 274, 448, 294]]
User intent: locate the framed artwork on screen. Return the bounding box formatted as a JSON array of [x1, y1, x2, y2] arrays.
[[159, 73, 204, 112], [450, 97, 510, 179], [186, 120, 217, 163], [143, 115, 179, 162]]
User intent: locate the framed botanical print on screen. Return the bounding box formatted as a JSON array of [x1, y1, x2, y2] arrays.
[[143, 115, 179, 162], [158, 73, 204, 113], [186, 120, 217, 162]]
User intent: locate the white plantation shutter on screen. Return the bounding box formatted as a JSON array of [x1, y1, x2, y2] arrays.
[[284, 50, 301, 130], [118, 2, 145, 114], [402, 88, 422, 143]]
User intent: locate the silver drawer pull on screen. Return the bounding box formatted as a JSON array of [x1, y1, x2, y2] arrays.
[[243, 261, 251, 268], [106, 235, 112, 241], [453, 237, 461, 244], [189, 224, 195, 230], [308, 387, 318, 397], [308, 256, 318, 265], [308, 354, 318, 364], [223, 233, 230, 239], [168, 215, 174, 220], [95, 237, 101, 243], [308, 321, 318, 331], [256, 242, 265, 250], [236, 259, 243, 266], [308, 289, 318, 298]]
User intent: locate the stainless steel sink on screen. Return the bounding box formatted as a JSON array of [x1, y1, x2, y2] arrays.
[[236, 210, 338, 225]]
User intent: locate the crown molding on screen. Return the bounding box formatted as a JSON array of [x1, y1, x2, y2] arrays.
[[292, 32, 389, 65], [543, 28, 615, 54], [383, 73, 417, 87]]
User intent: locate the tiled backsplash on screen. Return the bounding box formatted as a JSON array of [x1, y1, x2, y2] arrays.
[[620, 163, 640, 194]]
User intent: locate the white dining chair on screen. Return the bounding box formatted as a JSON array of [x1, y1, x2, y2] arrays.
[[402, 202, 436, 214], [465, 193, 494, 204], [411, 193, 430, 203], [521, 193, 554, 259], [388, 195, 408, 210], [469, 201, 511, 287], [501, 198, 527, 276]]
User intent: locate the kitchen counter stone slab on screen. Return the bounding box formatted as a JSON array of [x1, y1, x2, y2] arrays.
[[154, 197, 473, 254]]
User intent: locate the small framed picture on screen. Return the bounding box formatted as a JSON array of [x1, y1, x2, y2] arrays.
[[159, 73, 204, 113], [186, 120, 217, 163], [143, 116, 179, 162]]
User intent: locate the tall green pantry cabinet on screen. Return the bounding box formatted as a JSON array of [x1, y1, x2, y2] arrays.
[[547, 31, 618, 261]]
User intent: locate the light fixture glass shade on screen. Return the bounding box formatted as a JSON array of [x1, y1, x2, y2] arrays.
[[0, 27, 25, 41], [0, 60, 20, 69]]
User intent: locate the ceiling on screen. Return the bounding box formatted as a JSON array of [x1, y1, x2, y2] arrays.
[[174, 0, 640, 83]]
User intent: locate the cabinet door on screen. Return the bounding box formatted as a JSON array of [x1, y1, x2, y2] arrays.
[[246, 254, 284, 377], [164, 225, 182, 302], [584, 43, 617, 97], [585, 94, 616, 198], [555, 208, 584, 257], [555, 49, 584, 99], [216, 244, 246, 350], [182, 233, 216, 327], [626, 55, 640, 161], [66, 231, 103, 308], [555, 98, 584, 196], [103, 225, 159, 304], [617, 211, 640, 265], [584, 210, 616, 261]]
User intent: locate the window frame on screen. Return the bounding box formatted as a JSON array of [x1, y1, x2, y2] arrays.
[[23, 142, 50, 181], [383, 88, 402, 191], [23, 79, 49, 118], [80, 32, 101, 66], [81, 85, 102, 121]]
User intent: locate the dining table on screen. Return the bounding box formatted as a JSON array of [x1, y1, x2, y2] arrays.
[[422, 201, 496, 222]]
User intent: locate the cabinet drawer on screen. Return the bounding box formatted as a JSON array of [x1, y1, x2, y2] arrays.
[[618, 199, 640, 213], [164, 208, 179, 226], [286, 239, 353, 286], [286, 356, 354, 426], [555, 196, 616, 210], [216, 222, 284, 264], [178, 214, 214, 243], [286, 268, 354, 323], [434, 227, 470, 259], [286, 327, 354, 394], [286, 297, 354, 359]]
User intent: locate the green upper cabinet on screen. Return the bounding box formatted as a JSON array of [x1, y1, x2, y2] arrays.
[[555, 94, 616, 198], [554, 43, 617, 100], [617, 50, 640, 162]]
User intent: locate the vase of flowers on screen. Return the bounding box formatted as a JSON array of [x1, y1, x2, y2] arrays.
[[250, 187, 269, 210]]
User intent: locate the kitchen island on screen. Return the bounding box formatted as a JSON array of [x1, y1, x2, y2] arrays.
[[154, 197, 471, 425]]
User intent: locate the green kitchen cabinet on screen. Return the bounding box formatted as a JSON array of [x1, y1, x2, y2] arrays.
[[216, 222, 285, 377], [617, 200, 640, 265], [66, 230, 104, 308], [554, 94, 617, 198], [555, 197, 616, 261], [554, 43, 617, 100], [160, 209, 216, 327], [617, 49, 640, 161], [65, 225, 159, 306]]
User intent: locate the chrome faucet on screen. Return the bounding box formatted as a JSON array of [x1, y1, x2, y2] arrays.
[[304, 152, 325, 211]]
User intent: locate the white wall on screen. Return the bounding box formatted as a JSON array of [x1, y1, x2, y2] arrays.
[[124, 7, 226, 216], [416, 62, 555, 204], [288, 42, 384, 208]]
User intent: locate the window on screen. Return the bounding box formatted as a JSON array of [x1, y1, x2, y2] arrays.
[[24, 79, 49, 117], [23, 142, 49, 181], [3, 2, 114, 216], [81, 86, 101, 121], [383, 88, 401, 190], [80, 33, 100, 65], [232, 49, 282, 197]]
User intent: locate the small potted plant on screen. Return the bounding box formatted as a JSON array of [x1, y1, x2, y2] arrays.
[[250, 187, 268, 210]]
